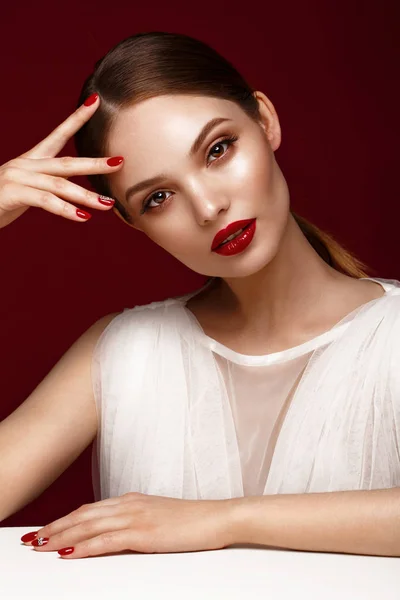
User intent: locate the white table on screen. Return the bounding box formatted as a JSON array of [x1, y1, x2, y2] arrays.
[[1, 526, 399, 599]]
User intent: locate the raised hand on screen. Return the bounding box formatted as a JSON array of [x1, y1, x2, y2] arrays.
[[0, 93, 123, 228]]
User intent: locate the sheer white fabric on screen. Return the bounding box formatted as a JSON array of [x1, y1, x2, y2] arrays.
[[91, 277, 400, 501]]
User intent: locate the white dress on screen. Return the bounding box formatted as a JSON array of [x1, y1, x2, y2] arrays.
[[91, 277, 400, 501]]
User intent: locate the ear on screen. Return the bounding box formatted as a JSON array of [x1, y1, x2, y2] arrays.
[[112, 206, 143, 231], [253, 91, 282, 152]]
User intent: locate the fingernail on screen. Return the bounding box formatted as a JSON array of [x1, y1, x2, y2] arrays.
[[83, 93, 98, 106], [32, 537, 49, 547], [76, 209, 92, 220], [58, 547, 74, 556], [21, 531, 38, 543], [107, 156, 124, 167], [98, 196, 115, 206]]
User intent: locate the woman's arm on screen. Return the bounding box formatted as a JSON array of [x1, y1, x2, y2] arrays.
[[231, 487, 400, 557], [0, 312, 119, 522]]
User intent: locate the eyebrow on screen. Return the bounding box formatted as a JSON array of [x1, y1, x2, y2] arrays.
[[124, 117, 233, 204]]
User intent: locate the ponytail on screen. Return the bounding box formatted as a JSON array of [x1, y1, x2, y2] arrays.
[[291, 211, 371, 278]]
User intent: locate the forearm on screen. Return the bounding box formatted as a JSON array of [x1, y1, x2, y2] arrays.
[[230, 487, 400, 557]]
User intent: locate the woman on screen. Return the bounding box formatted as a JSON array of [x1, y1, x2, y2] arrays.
[[1, 32, 399, 559]]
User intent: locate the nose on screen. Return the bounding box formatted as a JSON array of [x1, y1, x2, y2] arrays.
[[190, 188, 231, 226]]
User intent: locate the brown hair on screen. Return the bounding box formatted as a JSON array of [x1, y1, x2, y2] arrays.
[[74, 31, 371, 279]]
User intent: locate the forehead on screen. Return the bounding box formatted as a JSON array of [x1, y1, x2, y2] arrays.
[[106, 94, 246, 156]]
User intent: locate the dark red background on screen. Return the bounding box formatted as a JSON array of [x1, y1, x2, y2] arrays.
[[0, 1, 398, 526]]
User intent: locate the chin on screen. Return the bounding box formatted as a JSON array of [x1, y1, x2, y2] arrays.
[[195, 242, 279, 280], [214, 257, 273, 279]]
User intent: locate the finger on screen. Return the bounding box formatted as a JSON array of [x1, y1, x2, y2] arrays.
[[9, 155, 124, 178], [1, 182, 93, 222], [27, 495, 139, 546], [34, 498, 128, 541], [32, 516, 129, 554], [21, 93, 100, 160], [4, 167, 115, 211], [56, 528, 144, 559]]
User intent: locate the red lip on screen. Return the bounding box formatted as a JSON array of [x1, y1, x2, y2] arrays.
[[211, 219, 255, 251]]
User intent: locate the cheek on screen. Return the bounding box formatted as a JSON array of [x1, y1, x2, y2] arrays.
[[144, 220, 195, 255], [228, 147, 272, 196]]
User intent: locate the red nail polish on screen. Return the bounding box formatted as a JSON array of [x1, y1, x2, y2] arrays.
[[83, 93, 98, 106], [32, 537, 49, 547], [58, 547, 74, 556], [107, 156, 124, 167], [76, 209, 92, 220], [98, 196, 115, 206], [21, 531, 38, 543]]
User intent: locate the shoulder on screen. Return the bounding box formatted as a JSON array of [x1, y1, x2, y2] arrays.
[[88, 311, 122, 334], [363, 284, 400, 393], [91, 296, 188, 356], [90, 297, 194, 387]]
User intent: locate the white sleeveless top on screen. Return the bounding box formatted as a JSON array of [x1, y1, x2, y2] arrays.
[[91, 277, 400, 501]]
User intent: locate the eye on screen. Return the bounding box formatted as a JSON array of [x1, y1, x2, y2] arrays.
[[207, 135, 238, 164], [140, 190, 173, 214], [140, 134, 239, 215]]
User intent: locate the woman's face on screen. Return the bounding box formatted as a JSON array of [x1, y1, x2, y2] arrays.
[[106, 92, 291, 278]]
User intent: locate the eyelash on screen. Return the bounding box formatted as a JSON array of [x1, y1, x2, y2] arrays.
[[140, 134, 239, 215]]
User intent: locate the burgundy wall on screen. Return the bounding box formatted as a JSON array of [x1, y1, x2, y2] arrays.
[[1, 1, 398, 526]]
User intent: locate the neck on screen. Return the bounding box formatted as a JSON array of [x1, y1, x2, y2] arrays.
[[214, 215, 352, 338]]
